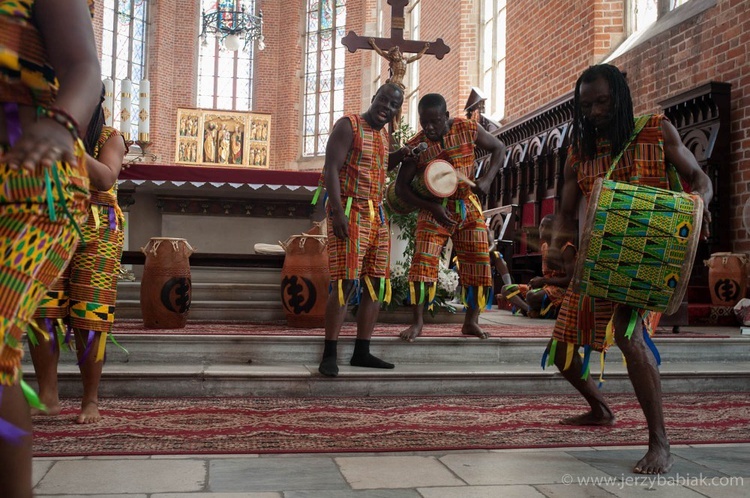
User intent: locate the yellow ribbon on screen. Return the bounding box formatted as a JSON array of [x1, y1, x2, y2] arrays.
[[384, 279, 392, 304], [563, 342, 575, 371], [96, 331, 107, 362], [368, 199, 375, 220], [91, 204, 101, 230], [364, 276, 377, 302], [338, 280, 345, 306]]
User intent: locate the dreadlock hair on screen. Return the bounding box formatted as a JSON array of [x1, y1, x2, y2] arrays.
[[572, 64, 634, 161], [83, 84, 107, 157], [418, 93, 447, 114]]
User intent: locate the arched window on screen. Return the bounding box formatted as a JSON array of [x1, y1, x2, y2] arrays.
[[101, 0, 149, 138], [480, 0, 506, 121], [198, 0, 258, 111], [303, 0, 347, 157]]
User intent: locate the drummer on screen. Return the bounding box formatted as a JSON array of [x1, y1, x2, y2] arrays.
[[396, 93, 506, 342], [544, 64, 712, 475]]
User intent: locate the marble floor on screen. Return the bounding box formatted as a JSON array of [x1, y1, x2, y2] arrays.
[[32, 443, 749, 497]]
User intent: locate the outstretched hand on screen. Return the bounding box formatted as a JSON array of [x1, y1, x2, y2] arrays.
[[331, 210, 350, 240], [0, 120, 77, 172]]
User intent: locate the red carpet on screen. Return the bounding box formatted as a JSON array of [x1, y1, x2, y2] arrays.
[[32, 393, 750, 457], [112, 320, 555, 338]]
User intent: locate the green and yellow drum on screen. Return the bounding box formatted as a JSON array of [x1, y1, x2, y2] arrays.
[[573, 178, 703, 315], [384, 159, 458, 216]]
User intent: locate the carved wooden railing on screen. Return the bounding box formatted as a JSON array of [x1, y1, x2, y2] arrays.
[[473, 81, 731, 284]]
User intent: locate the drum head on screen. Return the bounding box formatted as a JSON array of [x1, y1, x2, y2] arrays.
[[424, 159, 458, 198]]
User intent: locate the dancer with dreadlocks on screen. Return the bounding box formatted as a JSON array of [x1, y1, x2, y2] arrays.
[[543, 64, 712, 474], [29, 87, 127, 425]]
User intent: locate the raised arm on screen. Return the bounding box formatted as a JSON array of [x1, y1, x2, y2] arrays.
[[368, 38, 388, 58], [406, 42, 430, 63], [662, 119, 713, 239]]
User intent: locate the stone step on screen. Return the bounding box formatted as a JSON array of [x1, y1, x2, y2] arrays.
[[32, 334, 750, 367], [26, 361, 750, 398], [116, 281, 280, 302], [115, 300, 286, 321]]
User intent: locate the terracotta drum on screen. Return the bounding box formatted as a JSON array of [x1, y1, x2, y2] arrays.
[[280, 232, 329, 327], [705, 252, 749, 306], [140, 237, 194, 329]]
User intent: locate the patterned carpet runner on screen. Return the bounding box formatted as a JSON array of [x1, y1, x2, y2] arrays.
[[33, 393, 750, 457]]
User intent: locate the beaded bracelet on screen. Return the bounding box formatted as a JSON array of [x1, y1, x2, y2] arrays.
[[38, 105, 81, 142]]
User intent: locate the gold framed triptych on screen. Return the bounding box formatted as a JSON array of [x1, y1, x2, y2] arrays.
[[175, 108, 271, 168]]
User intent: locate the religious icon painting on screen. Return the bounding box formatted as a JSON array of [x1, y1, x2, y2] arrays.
[[175, 108, 271, 168], [175, 109, 203, 164]]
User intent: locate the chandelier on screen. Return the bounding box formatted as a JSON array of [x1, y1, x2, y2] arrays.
[[200, 3, 264, 52]]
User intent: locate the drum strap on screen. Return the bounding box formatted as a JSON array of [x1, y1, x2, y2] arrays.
[[604, 114, 652, 179]]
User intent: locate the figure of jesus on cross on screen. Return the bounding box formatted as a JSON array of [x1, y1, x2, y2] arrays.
[[341, 0, 450, 92]]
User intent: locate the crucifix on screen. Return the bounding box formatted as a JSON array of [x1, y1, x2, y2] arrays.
[[341, 0, 450, 89]]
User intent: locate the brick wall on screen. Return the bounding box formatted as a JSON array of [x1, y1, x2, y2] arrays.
[[104, 0, 749, 249]]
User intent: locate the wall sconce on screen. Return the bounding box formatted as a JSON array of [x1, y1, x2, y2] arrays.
[[200, 3, 264, 52]]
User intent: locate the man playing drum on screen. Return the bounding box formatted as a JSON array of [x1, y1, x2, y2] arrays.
[[497, 215, 576, 318], [316, 83, 410, 377], [396, 93, 506, 342], [545, 64, 712, 474]]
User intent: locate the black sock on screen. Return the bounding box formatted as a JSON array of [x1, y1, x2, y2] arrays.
[[350, 339, 394, 369], [318, 340, 339, 377]]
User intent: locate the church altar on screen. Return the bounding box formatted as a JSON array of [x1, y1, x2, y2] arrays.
[[117, 164, 323, 256]]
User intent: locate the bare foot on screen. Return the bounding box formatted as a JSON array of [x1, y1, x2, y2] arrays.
[[560, 407, 615, 426], [31, 395, 61, 416], [399, 323, 423, 342], [634, 446, 673, 474], [76, 400, 101, 424], [461, 323, 489, 339]]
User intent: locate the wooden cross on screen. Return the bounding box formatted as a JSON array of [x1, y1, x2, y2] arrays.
[[341, 0, 450, 60]]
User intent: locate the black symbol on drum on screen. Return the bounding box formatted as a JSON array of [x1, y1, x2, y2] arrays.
[[161, 277, 192, 314], [281, 275, 316, 315], [714, 278, 740, 303]]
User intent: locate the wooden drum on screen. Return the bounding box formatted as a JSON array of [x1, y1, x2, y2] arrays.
[[140, 237, 194, 329], [280, 230, 329, 328], [384, 159, 458, 216], [573, 178, 703, 315]]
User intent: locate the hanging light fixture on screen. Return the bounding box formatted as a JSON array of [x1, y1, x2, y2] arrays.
[[200, 2, 264, 52]]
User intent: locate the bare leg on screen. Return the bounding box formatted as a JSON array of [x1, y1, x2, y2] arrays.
[[399, 304, 424, 342], [27, 322, 61, 416], [501, 284, 531, 314], [319, 281, 355, 377], [0, 383, 33, 498], [613, 307, 672, 474], [553, 340, 615, 426], [462, 305, 489, 339], [74, 329, 103, 424], [350, 291, 393, 369]]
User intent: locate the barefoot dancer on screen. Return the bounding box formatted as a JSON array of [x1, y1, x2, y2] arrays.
[[544, 64, 712, 474], [396, 93, 505, 342], [29, 89, 127, 424], [315, 83, 406, 377]]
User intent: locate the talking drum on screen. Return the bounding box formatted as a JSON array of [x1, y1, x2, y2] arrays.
[[140, 237, 194, 329], [383, 159, 458, 216], [573, 178, 703, 315], [280, 233, 329, 327]]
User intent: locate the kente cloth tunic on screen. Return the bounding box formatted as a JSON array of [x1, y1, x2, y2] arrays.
[[552, 114, 672, 352], [0, 0, 92, 386], [35, 127, 126, 351], [405, 117, 492, 308], [325, 114, 391, 298]]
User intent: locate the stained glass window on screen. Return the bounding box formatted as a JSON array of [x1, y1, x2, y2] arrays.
[[303, 0, 347, 157], [198, 0, 257, 111], [480, 0, 506, 120], [101, 0, 149, 138]]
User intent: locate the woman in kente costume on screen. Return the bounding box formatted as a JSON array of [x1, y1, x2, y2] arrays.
[[0, 0, 101, 495], [30, 89, 128, 425]]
